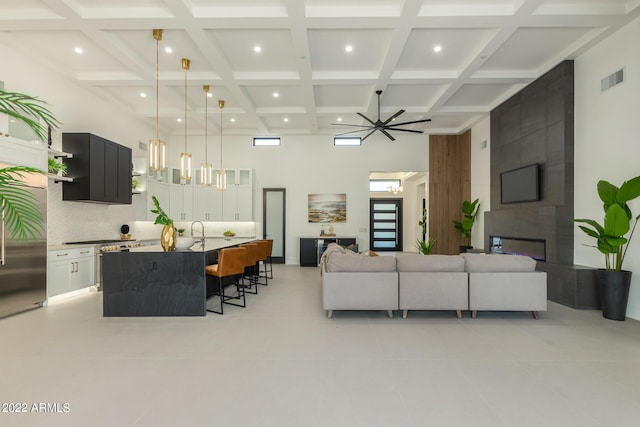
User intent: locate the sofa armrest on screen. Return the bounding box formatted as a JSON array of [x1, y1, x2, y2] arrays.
[[322, 271, 398, 310], [469, 272, 547, 311]]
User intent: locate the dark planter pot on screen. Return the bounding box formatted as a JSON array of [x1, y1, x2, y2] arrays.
[[459, 245, 473, 254], [596, 269, 632, 321]]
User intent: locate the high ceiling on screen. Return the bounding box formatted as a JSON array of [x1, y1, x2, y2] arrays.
[[1, 0, 638, 138]]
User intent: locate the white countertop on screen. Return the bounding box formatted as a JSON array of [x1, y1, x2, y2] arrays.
[[124, 237, 257, 253]]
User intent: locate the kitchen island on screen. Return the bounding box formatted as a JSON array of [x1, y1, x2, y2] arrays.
[[102, 238, 255, 316]]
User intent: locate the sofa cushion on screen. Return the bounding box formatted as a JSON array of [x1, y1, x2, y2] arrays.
[[463, 253, 537, 272], [326, 253, 396, 272], [396, 253, 465, 272]]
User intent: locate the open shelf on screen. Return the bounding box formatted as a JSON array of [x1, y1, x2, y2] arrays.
[[48, 148, 73, 159], [48, 173, 73, 183]]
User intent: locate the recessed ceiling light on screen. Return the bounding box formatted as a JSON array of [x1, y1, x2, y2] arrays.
[[283, 117, 289, 122], [230, 118, 236, 123], [165, 47, 173, 54], [254, 45, 262, 53], [177, 118, 183, 123], [434, 45, 442, 53], [207, 92, 213, 98], [140, 92, 147, 98], [273, 92, 279, 98], [345, 45, 353, 53], [337, 117, 343, 122], [74, 47, 83, 54]]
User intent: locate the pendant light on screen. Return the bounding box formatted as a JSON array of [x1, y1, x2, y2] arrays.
[[148, 29, 166, 171], [179, 58, 192, 181], [199, 85, 213, 186], [216, 100, 227, 191]]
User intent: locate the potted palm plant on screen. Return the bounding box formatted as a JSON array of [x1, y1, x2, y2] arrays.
[[574, 176, 640, 320], [0, 88, 60, 239], [453, 198, 480, 253]]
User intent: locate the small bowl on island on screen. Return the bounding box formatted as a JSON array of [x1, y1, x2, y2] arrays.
[[175, 236, 195, 250]]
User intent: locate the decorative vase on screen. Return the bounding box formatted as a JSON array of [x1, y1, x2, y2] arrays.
[[160, 224, 176, 252], [596, 269, 632, 321]]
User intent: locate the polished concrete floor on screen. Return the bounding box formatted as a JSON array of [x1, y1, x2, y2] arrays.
[[2, 265, 640, 427]]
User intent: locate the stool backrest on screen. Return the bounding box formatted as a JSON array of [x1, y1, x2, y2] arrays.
[[254, 240, 269, 261], [218, 247, 246, 276], [265, 239, 273, 256], [239, 243, 260, 267]]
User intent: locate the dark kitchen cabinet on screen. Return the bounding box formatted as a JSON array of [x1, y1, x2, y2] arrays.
[[299, 237, 357, 266], [62, 133, 132, 204]]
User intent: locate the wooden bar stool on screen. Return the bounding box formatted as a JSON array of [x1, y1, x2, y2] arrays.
[[205, 246, 247, 315], [238, 243, 260, 295]]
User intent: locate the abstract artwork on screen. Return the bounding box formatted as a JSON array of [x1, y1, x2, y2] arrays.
[[308, 194, 347, 223]]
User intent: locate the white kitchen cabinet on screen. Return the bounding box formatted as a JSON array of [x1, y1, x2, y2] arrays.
[[170, 184, 194, 221], [146, 180, 170, 221], [221, 168, 253, 221], [193, 187, 222, 221], [47, 247, 95, 298], [0, 135, 47, 169]]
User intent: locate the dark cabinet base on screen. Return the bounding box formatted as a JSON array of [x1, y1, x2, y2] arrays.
[[102, 252, 206, 316], [537, 262, 599, 309]]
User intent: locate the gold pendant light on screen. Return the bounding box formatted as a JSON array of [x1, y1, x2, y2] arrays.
[[179, 58, 192, 181], [216, 99, 227, 191], [199, 85, 213, 186], [148, 29, 166, 172]]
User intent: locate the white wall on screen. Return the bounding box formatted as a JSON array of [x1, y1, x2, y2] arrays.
[[0, 42, 155, 245], [470, 116, 491, 250], [1, 41, 428, 255], [165, 134, 429, 263], [575, 15, 640, 319]]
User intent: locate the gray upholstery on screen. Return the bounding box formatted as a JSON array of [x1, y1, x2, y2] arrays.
[[469, 272, 547, 311], [465, 254, 547, 315], [322, 271, 398, 311], [327, 253, 396, 272], [396, 253, 465, 272], [462, 253, 537, 272], [399, 272, 469, 310]]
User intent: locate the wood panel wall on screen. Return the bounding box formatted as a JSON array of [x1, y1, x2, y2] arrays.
[[428, 130, 471, 255]]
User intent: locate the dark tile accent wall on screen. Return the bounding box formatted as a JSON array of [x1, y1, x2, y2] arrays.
[[485, 60, 574, 265]]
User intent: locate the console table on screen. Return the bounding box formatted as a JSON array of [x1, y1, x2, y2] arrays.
[[299, 237, 356, 266]]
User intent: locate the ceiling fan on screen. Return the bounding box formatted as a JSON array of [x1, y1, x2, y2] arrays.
[[332, 90, 431, 141]]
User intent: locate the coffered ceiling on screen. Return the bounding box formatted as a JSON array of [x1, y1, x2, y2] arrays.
[[1, 0, 638, 138]]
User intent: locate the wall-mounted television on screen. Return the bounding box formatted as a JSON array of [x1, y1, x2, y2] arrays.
[[500, 163, 540, 204]]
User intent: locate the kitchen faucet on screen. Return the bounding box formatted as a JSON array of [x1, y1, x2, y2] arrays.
[[191, 221, 205, 248]]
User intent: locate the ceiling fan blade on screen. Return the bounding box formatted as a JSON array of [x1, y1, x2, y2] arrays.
[[386, 118, 432, 127], [383, 127, 424, 134], [383, 109, 405, 125], [357, 112, 377, 126], [330, 123, 372, 128], [335, 127, 375, 136], [360, 129, 377, 142], [380, 129, 396, 141]]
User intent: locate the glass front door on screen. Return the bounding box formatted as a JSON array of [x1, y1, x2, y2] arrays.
[[370, 199, 403, 252]]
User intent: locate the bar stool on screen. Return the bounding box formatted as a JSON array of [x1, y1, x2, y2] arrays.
[[264, 239, 274, 279], [239, 243, 260, 295], [254, 240, 269, 286], [205, 246, 247, 315]]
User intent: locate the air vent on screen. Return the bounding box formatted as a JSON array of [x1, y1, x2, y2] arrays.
[[139, 141, 147, 151], [601, 68, 624, 92]]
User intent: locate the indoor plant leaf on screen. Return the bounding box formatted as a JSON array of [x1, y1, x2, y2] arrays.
[[604, 203, 630, 237], [597, 180, 618, 207], [0, 166, 45, 240], [616, 176, 640, 204], [0, 89, 61, 141]]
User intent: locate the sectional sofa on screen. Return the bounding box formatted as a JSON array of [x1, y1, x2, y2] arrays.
[[321, 249, 547, 319]]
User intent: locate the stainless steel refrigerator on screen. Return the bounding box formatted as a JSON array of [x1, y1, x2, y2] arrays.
[[0, 173, 47, 318]]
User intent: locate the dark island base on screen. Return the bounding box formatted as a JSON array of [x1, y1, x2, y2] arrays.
[[102, 252, 207, 316]]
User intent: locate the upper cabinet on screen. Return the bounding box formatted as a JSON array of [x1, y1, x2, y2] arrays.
[[62, 133, 132, 204]]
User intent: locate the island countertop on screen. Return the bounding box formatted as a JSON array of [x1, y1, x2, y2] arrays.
[[126, 237, 257, 253]]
